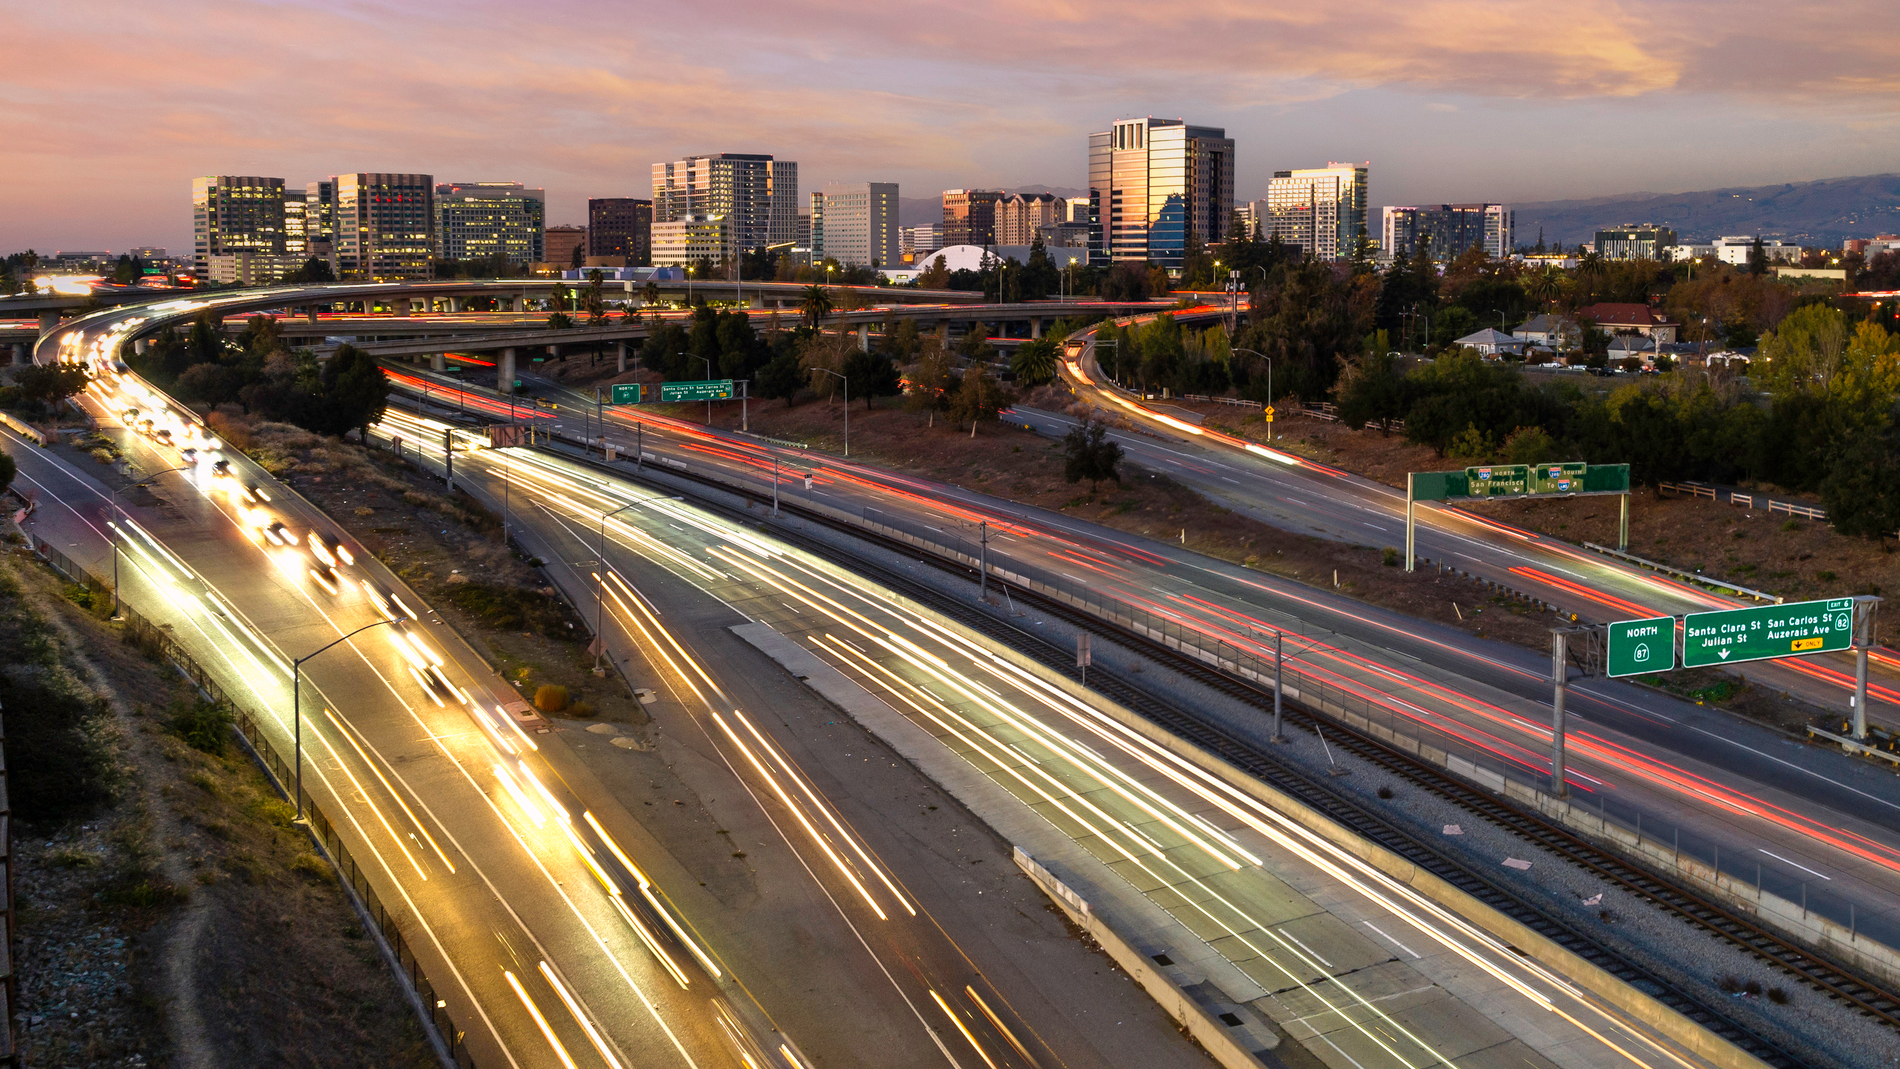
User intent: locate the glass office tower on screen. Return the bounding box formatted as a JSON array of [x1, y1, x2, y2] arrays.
[[1087, 118, 1234, 267]]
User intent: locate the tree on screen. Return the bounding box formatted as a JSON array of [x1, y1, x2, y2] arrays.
[[13, 362, 92, 407], [547, 311, 574, 330], [1012, 337, 1060, 388], [1446, 422, 1493, 461], [642, 280, 662, 308], [570, 242, 586, 269], [799, 285, 834, 330], [1020, 236, 1060, 299], [313, 344, 389, 439], [1821, 405, 1900, 539], [842, 350, 902, 409], [584, 269, 606, 325], [956, 322, 993, 361], [1100, 261, 1152, 302], [1062, 418, 1123, 490], [1747, 235, 1769, 277], [1331, 350, 1406, 433], [285, 257, 335, 283], [0, 450, 15, 495], [916, 255, 950, 290], [947, 367, 1013, 431], [881, 317, 922, 362], [905, 343, 955, 425], [1500, 425, 1558, 466], [756, 349, 806, 405]]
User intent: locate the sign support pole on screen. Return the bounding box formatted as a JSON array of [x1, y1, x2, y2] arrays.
[[978, 520, 989, 601], [1551, 629, 1570, 796], [1619, 492, 1630, 552], [443, 429, 454, 493], [1853, 596, 1882, 739], [1405, 473, 1417, 572]]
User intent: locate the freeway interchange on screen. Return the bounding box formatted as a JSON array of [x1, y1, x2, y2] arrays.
[[13, 285, 1900, 1068]]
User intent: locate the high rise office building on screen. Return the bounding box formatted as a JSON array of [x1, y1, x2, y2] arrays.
[[190, 176, 286, 280], [651, 216, 729, 267], [996, 193, 1061, 246], [808, 191, 825, 260], [304, 180, 337, 266], [1266, 163, 1369, 261], [811, 182, 899, 269], [651, 154, 798, 254], [1087, 118, 1235, 267], [941, 190, 1002, 247], [1382, 203, 1512, 261], [902, 224, 943, 261], [588, 198, 653, 264], [283, 189, 307, 260], [332, 173, 434, 279], [1595, 224, 1677, 261], [433, 182, 546, 265]]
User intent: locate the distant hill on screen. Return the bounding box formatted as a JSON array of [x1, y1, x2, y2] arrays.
[[1512, 173, 1900, 249], [897, 185, 1085, 228]]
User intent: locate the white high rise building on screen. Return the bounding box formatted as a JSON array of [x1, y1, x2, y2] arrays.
[[1266, 163, 1369, 260], [651, 154, 798, 255]]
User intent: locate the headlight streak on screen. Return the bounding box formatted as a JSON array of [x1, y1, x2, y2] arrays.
[[78, 319, 730, 1069], [502, 969, 581, 1069], [323, 708, 456, 876], [964, 985, 1040, 1069], [493, 763, 547, 827], [930, 989, 1000, 1069], [684, 534, 1700, 1069], [538, 960, 630, 1069], [582, 811, 725, 981]]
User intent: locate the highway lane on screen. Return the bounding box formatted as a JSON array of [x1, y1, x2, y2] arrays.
[[1050, 338, 1899, 722], [34, 300, 1233, 1069], [370, 406, 1749, 1069], [438, 369, 1900, 950], [4, 418, 783, 1069]]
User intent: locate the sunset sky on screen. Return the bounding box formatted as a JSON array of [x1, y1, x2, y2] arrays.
[[5, 0, 1899, 253]]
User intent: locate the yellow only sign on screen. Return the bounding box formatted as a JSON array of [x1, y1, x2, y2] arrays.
[[1791, 637, 1824, 652], [1264, 405, 1275, 419]]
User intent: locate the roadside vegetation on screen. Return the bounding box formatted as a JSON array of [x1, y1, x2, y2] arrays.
[[0, 538, 431, 1066]]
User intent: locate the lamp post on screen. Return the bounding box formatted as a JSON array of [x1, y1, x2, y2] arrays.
[[811, 367, 848, 457], [1232, 348, 1273, 440], [111, 465, 193, 617], [292, 618, 398, 820], [592, 492, 677, 670]]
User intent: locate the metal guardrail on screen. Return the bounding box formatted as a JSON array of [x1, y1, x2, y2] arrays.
[[28, 538, 473, 1068], [1581, 541, 1783, 603], [1179, 394, 1264, 410]]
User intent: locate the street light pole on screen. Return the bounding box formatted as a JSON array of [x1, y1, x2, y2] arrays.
[[597, 501, 637, 672], [1232, 348, 1274, 440], [293, 618, 398, 821], [812, 368, 848, 456], [111, 465, 192, 617]]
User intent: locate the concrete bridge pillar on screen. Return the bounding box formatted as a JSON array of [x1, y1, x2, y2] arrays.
[[134, 338, 149, 355], [549, 344, 561, 362], [617, 341, 628, 374], [9, 343, 24, 365], [431, 351, 446, 372], [394, 299, 412, 317], [499, 348, 516, 393], [305, 305, 318, 323], [1031, 317, 1043, 339], [857, 323, 869, 352], [38, 310, 58, 338]]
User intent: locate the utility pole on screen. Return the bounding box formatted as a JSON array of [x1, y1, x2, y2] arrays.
[[1549, 625, 1594, 796], [443, 428, 454, 493], [1271, 630, 1286, 743]]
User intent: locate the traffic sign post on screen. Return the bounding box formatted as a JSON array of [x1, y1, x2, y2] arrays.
[[659, 379, 734, 403], [1682, 598, 1855, 668], [610, 383, 641, 404], [1404, 462, 1632, 570], [1465, 464, 1531, 496], [1607, 616, 1676, 677]]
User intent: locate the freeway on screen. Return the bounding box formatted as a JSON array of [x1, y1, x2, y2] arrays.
[[22, 287, 1243, 1068], [456, 365, 1900, 956], [1049, 338, 1899, 723], [364, 402, 1753, 1069]]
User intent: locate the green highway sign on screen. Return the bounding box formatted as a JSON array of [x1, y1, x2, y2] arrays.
[[1464, 464, 1530, 496], [1683, 598, 1855, 667], [610, 383, 642, 404], [1607, 616, 1676, 677], [1533, 461, 1588, 494], [660, 379, 734, 403]]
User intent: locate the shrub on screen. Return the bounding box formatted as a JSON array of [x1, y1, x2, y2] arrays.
[[566, 700, 596, 718], [169, 696, 232, 754], [533, 684, 570, 713]]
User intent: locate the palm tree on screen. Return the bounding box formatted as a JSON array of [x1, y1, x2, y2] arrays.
[[1524, 264, 1562, 307], [1576, 250, 1606, 300], [800, 284, 834, 330], [641, 280, 661, 310]]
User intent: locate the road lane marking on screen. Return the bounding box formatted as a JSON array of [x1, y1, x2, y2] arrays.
[[1759, 849, 1831, 880]]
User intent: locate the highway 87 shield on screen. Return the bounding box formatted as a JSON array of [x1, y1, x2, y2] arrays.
[[1682, 598, 1854, 667], [1607, 616, 1675, 676]]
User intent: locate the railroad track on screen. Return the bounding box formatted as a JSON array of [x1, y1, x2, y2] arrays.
[[405, 386, 1896, 1065]]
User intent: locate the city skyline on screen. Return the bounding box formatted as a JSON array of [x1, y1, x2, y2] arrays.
[[6, 0, 1900, 252]]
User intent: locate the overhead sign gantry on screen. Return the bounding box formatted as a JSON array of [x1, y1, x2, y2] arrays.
[[1405, 462, 1632, 570]]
